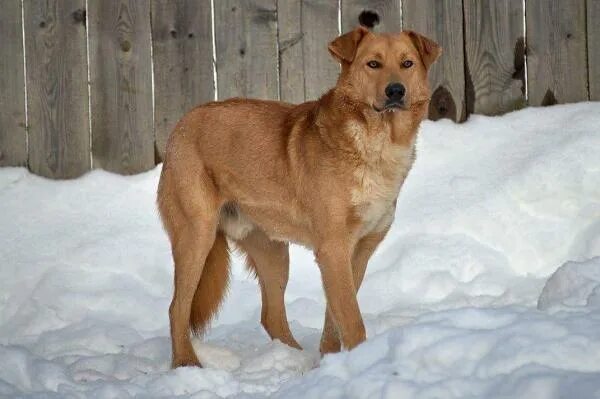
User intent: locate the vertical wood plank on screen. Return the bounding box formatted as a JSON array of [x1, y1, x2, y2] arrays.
[[0, 0, 27, 167], [278, 0, 305, 103], [23, 0, 90, 178], [151, 0, 215, 161], [403, 0, 466, 121], [588, 0, 600, 101], [526, 0, 588, 105], [302, 0, 339, 100], [341, 0, 401, 34], [214, 0, 278, 100], [463, 0, 525, 115], [88, 0, 154, 174]]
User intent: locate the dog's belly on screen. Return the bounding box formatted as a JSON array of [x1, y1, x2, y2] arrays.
[[218, 202, 313, 247]]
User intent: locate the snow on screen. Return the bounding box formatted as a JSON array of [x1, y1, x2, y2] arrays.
[[537, 257, 600, 310], [1, 102, 599, 398]]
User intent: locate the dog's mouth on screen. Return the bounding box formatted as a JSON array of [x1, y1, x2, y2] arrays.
[[373, 100, 406, 113], [373, 97, 432, 113]]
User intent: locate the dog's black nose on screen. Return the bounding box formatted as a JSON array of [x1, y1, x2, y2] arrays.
[[385, 83, 406, 100]]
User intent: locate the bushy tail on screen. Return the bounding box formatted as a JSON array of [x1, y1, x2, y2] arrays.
[[189, 231, 231, 335]]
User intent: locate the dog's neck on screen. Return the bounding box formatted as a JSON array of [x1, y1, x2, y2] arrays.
[[315, 87, 427, 155]]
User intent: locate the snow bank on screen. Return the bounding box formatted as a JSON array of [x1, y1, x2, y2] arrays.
[[538, 257, 600, 310], [0, 102, 599, 398]]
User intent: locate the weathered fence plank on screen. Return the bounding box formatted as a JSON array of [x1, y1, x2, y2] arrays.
[[6, 0, 598, 178], [277, 0, 305, 103], [341, 0, 401, 34], [152, 0, 215, 161], [88, 0, 154, 174], [463, 0, 524, 115], [526, 0, 588, 105], [214, 0, 278, 100], [588, 0, 600, 101], [0, 0, 27, 167], [402, 0, 465, 122], [23, 0, 90, 178], [302, 0, 340, 100]]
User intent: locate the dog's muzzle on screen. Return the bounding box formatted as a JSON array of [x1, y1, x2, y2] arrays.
[[374, 82, 407, 113]]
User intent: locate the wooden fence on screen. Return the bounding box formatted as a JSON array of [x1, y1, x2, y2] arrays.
[[0, 0, 598, 178]]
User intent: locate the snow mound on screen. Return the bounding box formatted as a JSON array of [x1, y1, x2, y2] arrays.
[[277, 308, 600, 399], [1, 102, 599, 397], [538, 257, 600, 310]]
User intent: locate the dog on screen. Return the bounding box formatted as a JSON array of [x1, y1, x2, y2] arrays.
[[157, 26, 441, 368]]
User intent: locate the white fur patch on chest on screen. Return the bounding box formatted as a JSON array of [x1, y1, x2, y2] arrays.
[[348, 122, 415, 235]]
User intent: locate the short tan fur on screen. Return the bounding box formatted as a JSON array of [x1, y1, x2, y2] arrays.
[[157, 27, 441, 367]]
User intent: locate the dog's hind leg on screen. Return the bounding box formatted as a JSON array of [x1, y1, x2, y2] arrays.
[[235, 230, 301, 349], [158, 161, 221, 368]]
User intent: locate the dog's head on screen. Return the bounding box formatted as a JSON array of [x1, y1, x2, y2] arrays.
[[329, 27, 441, 114]]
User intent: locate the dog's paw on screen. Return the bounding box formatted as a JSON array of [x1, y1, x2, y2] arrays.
[[171, 356, 202, 369], [319, 340, 341, 356]]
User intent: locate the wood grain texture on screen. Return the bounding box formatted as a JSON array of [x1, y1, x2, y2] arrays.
[[23, 0, 90, 178], [277, 0, 305, 103], [341, 0, 401, 34], [0, 0, 27, 166], [214, 0, 278, 100], [463, 0, 525, 115], [526, 0, 588, 105], [588, 0, 600, 100], [402, 0, 465, 121], [88, 0, 154, 174], [152, 0, 215, 161], [301, 0, 340, 101]]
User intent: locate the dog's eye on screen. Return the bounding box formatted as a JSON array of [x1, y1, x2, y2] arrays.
[[367, 60, 381, 69], [402, 60, 414, 68]]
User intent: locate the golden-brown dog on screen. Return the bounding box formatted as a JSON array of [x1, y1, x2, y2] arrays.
[[157, 27, 441, 368]]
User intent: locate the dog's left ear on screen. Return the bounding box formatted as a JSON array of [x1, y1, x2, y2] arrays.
[[328, 26, 370, 64], [406, 31, 442, 70]]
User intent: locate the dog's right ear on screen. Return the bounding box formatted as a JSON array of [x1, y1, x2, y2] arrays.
[[328, 26, 370, 64]]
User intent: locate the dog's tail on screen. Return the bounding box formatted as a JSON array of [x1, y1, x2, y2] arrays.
[[189, 231, 231, 335]]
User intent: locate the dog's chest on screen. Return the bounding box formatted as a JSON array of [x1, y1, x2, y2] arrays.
[[350, 128, 415, 235]]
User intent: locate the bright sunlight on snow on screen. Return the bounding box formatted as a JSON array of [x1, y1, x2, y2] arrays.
[[1, 103, 599, 398]]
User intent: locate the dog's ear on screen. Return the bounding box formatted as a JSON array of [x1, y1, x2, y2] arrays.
[[328, 26, 370, 64], [406, 30, 442, 70]]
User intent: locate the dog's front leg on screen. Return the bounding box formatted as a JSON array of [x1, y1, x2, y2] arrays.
[[315, 239, 366, 350], [319, 230, 389, 354]]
